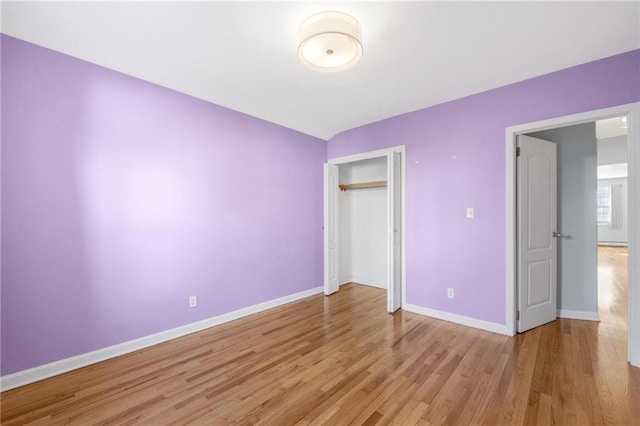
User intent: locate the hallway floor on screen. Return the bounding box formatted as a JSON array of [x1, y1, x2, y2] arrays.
[[598, 246, 628, 322]]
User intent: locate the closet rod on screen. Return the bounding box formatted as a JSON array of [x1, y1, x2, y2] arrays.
[[339, 180, 387, 191]]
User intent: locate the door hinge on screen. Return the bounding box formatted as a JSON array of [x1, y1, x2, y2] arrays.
[[516, 310, 520, 320], [516, 147, 521, 157]]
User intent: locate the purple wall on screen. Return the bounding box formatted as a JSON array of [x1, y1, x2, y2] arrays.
[[1, 35, 326, 376], [329, 49, 640, 325]]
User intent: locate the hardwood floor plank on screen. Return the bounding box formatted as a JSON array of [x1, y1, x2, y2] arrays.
[[1, 248, 638, 425]]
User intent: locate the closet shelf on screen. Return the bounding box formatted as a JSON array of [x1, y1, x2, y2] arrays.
[[339, 180, 387, 191]]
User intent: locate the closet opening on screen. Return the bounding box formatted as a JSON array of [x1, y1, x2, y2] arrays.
[[324, 146, 405, 313]]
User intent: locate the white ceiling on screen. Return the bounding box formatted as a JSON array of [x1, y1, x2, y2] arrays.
[[2, 1, 639, 140]]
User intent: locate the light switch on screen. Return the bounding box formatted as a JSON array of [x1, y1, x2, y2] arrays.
[[466, 207, 474, 219]]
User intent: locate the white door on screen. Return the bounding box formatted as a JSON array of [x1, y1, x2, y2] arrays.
[[324, 163, 339, 295], [517, 135, 557, 332], [387, 151, 402, 312]]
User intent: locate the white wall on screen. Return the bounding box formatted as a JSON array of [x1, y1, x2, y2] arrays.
[[597, 135, 628, 245], [339, 157, 387, 288], [597, 136, 628, 165], [598, 177, 629, 245], [529, 123, 598, 315]]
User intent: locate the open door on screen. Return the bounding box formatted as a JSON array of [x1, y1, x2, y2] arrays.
[[387, 151, 402, 312], [324, 163, 339, 295], [517, 135, 557, 332]]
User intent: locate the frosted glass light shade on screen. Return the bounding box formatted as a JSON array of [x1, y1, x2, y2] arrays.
[[297, 11, 363, 72]]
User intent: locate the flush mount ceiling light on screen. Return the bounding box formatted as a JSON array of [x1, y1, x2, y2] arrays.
[[297, 11, 363, 73]]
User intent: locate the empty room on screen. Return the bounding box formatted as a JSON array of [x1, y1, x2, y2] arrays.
[[1, 2, 639, 425]]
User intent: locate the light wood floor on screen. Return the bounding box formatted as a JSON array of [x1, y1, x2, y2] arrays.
[[2, 247, 638, 425]]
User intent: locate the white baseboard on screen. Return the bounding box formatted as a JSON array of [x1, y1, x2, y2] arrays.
[[340, 275, 386, 289], [0, 286, 323, 392], [351, 281, 386, 290], [557, 309, 600, 321], [339, 277, 353, 286], [403, 303, 509, 335], [598, 242, 628, 247]]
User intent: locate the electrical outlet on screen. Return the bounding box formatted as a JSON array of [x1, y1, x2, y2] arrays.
[[189, 295, 198, 308], [447, 288, 454, 299], [466, 207, 474, 219]]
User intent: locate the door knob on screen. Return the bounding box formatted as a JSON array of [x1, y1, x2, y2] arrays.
[[552, 231, 563, 238]]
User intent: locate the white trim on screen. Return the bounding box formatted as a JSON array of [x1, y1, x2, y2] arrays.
[[0, 286, 323, 392], [505, 102, 639, 367], [403, 303, 509, 336], [401, 148, 407, 309], [340, 276, 387, 289], [628, 103, 640, 367], [349, 277, 387, 289], [328, 145, 405, 165], [597, 242, 628, 247], [557, 309, 600, 322], [327, 145, 407, 313]]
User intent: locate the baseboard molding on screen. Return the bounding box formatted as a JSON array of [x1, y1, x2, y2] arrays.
[[598, 242, 628, 247], [339, 276, 354, 286], [403, 303, 509, 335], [340, 275, 386, 289], [351, 281, 386, 290], [557, 309, 600, 321], [0, 286, 323, 392]]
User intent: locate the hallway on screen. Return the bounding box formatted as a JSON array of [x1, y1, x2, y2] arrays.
[[597, 245, 629, 355]]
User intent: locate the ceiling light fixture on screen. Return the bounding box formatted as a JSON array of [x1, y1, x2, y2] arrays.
[[297, 11, 363, 73]]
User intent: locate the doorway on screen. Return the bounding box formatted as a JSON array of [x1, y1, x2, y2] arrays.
[[520, 121, 602, 331], [597, 118, 629, 333], [518, 118, 629, 332], [324, 146, 405, 313], [506, 102, 639, 367]]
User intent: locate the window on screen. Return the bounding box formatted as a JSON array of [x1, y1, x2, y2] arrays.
[[597, 186, 611, 224]]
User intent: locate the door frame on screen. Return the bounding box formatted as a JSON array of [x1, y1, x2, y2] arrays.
[[327, 145, 407, 310], [505, 102, 640, 367]]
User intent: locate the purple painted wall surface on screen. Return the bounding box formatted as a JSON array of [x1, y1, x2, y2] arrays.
[[1, 35, 325, 376], [329, 49, 640, 325]]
